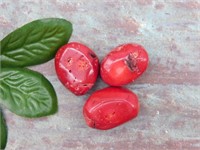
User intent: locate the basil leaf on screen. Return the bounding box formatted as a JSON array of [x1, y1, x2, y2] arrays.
[[0, 18, 72, 67], [0, 109, 7, 149], [0, 68, 58, 118]]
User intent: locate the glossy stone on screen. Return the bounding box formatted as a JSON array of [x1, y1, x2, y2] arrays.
[[55, 42, 99, 95], [101, 43, 149, 86], [83, 87, 139, 130]]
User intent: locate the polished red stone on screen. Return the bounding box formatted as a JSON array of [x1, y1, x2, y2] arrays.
[[100, 43, 149, 86], [83, 87, 139, 130], [55, 42, 99, 95]]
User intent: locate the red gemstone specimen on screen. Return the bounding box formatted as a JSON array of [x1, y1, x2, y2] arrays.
[[55, 42, 99, 95], [101, 43, 149, 86], [83, 87, 139, 130]]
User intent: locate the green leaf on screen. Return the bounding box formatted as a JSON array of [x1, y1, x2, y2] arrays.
[[0, 109, 7, 149], [0, 18, 72, 67], [0, 68, 58, 118]]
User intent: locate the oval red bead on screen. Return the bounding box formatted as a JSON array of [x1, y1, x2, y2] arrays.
[[100, 43, 149, 86], [83, 87, 139, 130], [55, 42, 99, 95]]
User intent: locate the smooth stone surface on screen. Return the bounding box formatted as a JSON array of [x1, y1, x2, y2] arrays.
[[83, 87, 139, 130]]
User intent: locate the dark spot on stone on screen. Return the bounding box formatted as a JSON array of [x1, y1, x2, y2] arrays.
[[125, 54, 137, 72], [93, 120, 96, 128], [67, 58, 73, 66], [90, 53, 96, 58]]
